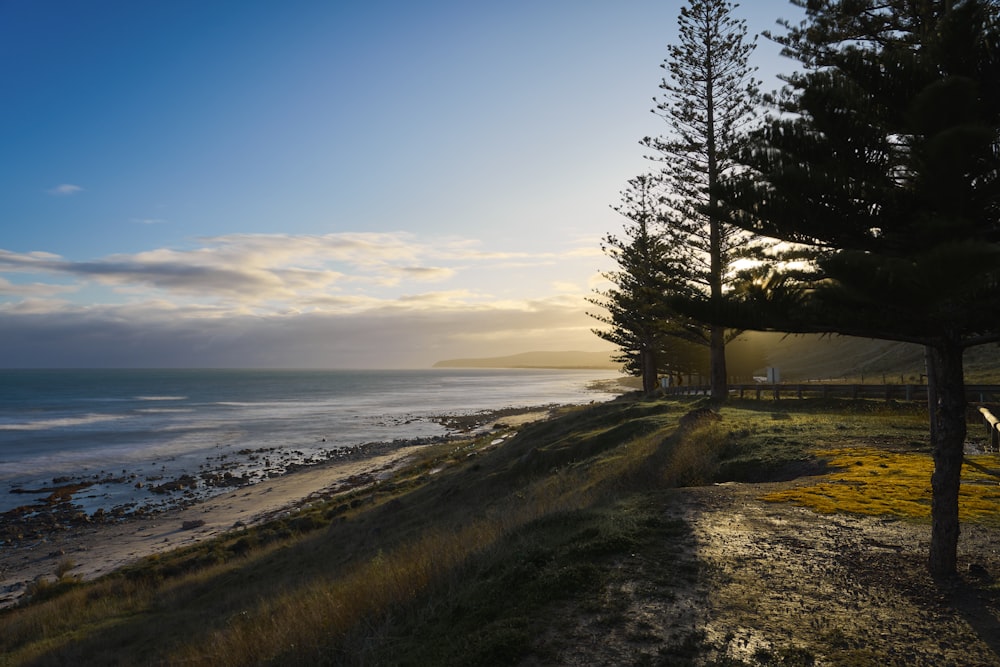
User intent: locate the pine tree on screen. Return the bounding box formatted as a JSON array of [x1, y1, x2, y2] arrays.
[[589, 175, 705, 393], [718, 0, 1000, 576], [643, 0, 762, 402]]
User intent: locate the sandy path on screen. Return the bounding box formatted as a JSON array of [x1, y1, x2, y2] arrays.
[[0, 447, 422, 607]]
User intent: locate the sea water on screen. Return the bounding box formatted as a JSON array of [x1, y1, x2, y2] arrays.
[[0, 368, 623, 515]]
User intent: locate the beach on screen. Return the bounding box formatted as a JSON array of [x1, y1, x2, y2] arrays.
[[0, 408, 551, 608], [0, 368, 625, 609], [0, 369, 623, 516]]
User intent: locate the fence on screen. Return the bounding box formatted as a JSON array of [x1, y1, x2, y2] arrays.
[[661, 383, 1000, 403], [979, 407, 1000, 451]]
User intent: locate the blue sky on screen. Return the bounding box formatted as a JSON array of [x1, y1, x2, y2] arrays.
[[0, 0, 799, 368]]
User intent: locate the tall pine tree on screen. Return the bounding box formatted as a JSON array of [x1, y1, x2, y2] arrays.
[[717, 0, 1000, 576], [589, 175, 704, 392], [643, 0, 762, 402]]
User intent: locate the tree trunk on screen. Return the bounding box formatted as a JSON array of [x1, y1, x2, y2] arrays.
[[641, 348, 658, 395], [925, 346, 939, 436], [926, 341, 966, 578], [709, 324, 727, 402], [704, 43, 727, 404]]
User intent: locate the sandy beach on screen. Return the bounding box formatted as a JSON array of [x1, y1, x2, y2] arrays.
[[0, 446, 422, 608], [0, 408, 551, 609]]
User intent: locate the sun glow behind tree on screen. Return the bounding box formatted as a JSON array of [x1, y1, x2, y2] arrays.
[[642, 0, 766, 401]]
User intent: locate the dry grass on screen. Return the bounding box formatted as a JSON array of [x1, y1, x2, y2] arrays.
[[0, 577, 158, 664], [6, 395, 992, 666], [662, 421, 731, 487], [0, 398, 692, 666], [170, 522, 505, 666], [169, 408, 682, 666]]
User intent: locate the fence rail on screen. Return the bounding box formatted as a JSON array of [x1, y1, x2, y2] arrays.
[[661, 383, 1000, 403], [979, 407, 1000, 450]]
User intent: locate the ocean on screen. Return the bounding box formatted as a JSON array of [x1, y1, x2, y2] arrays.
[[0, 368, 623, 515]]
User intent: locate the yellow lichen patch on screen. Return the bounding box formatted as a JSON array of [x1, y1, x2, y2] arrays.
[[763, 448, 1000, 523]]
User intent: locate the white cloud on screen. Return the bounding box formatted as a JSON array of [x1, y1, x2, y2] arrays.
[[47, 184, 83, 196], [566, 245, 605, 258], [0, 231, 615, 366], [0, 276, 74, 298], [0, 297, 612, 368], [551, 280, 583, 294], [396, 266, 456, 282], [587, 269, 613, 291], [0, 232, 606, 312], [0, 249, 63, 268]]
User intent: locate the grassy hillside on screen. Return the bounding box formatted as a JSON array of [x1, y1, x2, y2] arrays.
[[2, 395, 998, 665], [711, 333, 1000, 383]]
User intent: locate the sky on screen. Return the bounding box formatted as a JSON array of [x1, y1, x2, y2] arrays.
[[0, 0, 801, 369]]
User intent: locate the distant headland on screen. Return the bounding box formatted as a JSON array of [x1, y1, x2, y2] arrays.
[[432, 351, 618, 370]]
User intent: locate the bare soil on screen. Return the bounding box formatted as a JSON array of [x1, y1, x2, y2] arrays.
[[541, 479, 1000, 666]]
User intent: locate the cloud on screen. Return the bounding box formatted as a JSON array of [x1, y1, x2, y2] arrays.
[[47, 184, 83, 196], [398, 266, 455, 281], [0, 232, 603, 311], [566, 245, 605, 258], [0, 231, 614, 366], [552, 280, 583, 293], [0, 297, 610, 368], [0, 249, 64, 269], [0, 276, 75, 298]]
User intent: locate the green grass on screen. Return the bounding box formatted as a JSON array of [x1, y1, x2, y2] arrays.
[[0, 394, 990, 666]]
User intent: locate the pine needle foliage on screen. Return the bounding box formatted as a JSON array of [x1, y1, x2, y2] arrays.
[[589, 175, 706, 393], [642, 0, 765, 401], [716, 0, 1000, 576]]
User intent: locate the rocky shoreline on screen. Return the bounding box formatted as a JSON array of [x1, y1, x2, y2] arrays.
[[0, 407, 552, 608], [1, 406, 545, 548], [1, 438, 405, 548]]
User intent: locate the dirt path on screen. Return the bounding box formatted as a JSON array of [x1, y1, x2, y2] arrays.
[[678, 482, 1000, 665], [545, 480, 1000, 666]]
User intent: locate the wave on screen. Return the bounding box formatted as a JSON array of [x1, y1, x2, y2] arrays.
[[0, 413, 125, 431], [135, 396, 187, 401]]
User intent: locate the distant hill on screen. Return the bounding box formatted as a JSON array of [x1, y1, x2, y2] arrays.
[[432, 339, 1000, 379], [757, 334, 927, 382], [433, 351, 618, 370], [746, 333, 1000, 383]]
